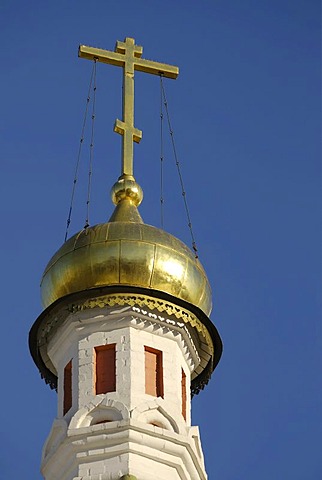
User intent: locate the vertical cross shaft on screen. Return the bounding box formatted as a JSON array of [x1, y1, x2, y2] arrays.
[[113, 38, 144, 177], [79, 38, 179, 179]]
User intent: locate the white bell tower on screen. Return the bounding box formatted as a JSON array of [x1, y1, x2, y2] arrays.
[[29, 37, 222, 480]]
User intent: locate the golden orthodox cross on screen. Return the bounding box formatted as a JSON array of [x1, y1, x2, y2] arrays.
[[79, 37, 179, 177]]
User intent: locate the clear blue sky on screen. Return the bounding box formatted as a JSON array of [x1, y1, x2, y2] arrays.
[[0, 1, 320, 478]]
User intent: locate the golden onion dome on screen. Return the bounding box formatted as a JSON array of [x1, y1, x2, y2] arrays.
[[40, 176, 212, 315]]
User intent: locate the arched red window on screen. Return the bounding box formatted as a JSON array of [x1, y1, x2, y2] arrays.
[[181, 368, 187, 420], [144, 346, 163, 398], [63, 360, 72, 415], [95, 344, 116, 394]]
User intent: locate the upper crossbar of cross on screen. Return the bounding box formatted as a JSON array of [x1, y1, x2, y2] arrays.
[[79, 37, 179, 178]]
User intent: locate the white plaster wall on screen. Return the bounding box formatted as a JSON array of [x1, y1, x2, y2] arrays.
[[42, 306, 207, 480], [42, 420, 207, 480], [46, 307, 194, 424], [129, 326, 190, 424], [76, 324, 190, 423], [56, 341, 78, 423], [129, 454, 184, 480], [78, 326, 131, 410]]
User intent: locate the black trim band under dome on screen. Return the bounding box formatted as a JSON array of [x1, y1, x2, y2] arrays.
[[29, 285, 223, 396]]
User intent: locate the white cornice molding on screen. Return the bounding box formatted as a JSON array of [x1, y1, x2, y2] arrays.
[[46, 306, 201, 374], [42, 418, 207, 480]]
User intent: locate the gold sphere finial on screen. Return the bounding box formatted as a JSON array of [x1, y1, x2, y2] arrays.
[[111, 175, 143, 206]]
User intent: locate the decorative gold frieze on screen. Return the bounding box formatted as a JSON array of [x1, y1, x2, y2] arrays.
[[68, 292, 214, 357]]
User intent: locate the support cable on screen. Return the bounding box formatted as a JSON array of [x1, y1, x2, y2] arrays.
[[160, 75, 165, 228], [64, 61, 96, 242], [84, 60, 97, 229], [160, 76, 199, 258]]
